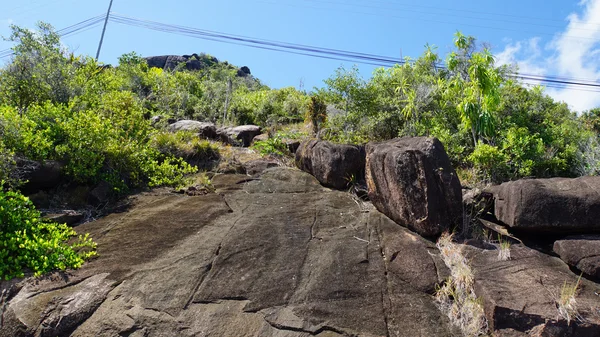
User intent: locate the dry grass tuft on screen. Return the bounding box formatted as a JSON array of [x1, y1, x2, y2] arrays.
[[557, 274, 583, 325], [497, 235, 511, 261], [435, 232, 488, 336]]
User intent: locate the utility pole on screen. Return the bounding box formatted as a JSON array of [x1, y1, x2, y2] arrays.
[[96, 0, 114, 60]]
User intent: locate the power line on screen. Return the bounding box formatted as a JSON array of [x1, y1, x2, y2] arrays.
[[332, 0, 595, 26], [109, 13, 600, 91], [301, 0, 588, 32], [2, 12, 600, 93], [258, 0, 600, 43], [0, 14, 106, 59]]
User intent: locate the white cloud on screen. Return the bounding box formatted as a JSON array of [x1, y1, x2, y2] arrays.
[[496, 0, 600, 112]]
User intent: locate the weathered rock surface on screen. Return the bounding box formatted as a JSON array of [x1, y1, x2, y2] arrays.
[[244, 159, 279, 176], [295, 140, 365, 190], [168, 120, 217, 139], [464, 243, 600, 336], [218, 125, 262, 147], [492, 177, 600, 233], [365, 137, 462, 237], [554, 235, 600, 279], [0, 168, 459, 337]]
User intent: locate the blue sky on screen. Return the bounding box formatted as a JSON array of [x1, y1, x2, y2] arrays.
[[1, 0, 599, 111]]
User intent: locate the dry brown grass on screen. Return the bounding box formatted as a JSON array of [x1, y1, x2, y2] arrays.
[[435, 232, 488, 336]]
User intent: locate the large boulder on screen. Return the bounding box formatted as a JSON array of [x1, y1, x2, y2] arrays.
[[0, 168, 459, 336], [145, 55, 169, 69], [217, 125, 261, 147], [295, 140, 365, 190], [491, 177, 600, 233], [365, 137, 462, 237], [168, 120, 217, 139], [464, 243, 600, 335], [145, 54, 250, 75], [554, 235, 600, 279]]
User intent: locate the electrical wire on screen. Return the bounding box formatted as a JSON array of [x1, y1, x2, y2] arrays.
[[0, 14, 105, 59], [109, 13, 600, 91], [342, 0, 593, 26], [2, 12, 600, 93], [258, 0, 600, 43], [301, 0, 589, 32]]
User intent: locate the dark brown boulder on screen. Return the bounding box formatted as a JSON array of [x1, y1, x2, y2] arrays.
[[295, 140, 365, 190], [463, 243, 600, 335], [365, 137, 462, 237], [492, 177, 600, 233], [145, 55, 169, 69], [217, 125, 262, 147], [554, 235, 600, 279]]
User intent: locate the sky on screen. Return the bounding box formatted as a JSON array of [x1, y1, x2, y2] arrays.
[[0, 0, 599, 111]]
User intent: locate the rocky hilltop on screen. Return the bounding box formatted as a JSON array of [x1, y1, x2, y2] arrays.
[[2, 135, 600, 337], [145, 53, 252, 76]]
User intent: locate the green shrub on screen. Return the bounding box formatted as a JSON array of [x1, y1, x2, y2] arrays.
[[468, 142, 507, 183], [252, 137, 289, 156], [0, 187, 96, 280], [152, 131, 220, 161]]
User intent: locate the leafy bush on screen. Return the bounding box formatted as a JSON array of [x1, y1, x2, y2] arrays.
[[468, 143, 507, 183], [152, 131, 220, 162], [252, 137, 289, 156], [0, 187, 96, 279], [231, 87, 309, 127]]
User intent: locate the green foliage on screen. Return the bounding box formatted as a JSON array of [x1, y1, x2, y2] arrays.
[[0, 187, 96, 280], [318, 32, 595, 184], [231, 87, 309, 126], [306, 96, 327, 135], [152, 131, 220, 162], [0, 22, 76, 111], [252, 137, 289, 156], [468, 143, 507, 183]]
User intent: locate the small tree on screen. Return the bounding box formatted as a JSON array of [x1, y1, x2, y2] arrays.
[[0, 22, 76, 112], [446, 32, 501, 146], [307, 95, 327, 136]]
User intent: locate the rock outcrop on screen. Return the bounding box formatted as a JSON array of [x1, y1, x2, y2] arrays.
[[295, 140, 365, 190], [0, 168, 459, 336], [365, 137, 462, 237], [464, 243, 600, 335], [217, 125, 262, 147], [145, 54, 251, 77], [243, 159, 279, 176], [491, 177, 600, 233], [554, 235, 600, 279], [168, 120, 217, 139]]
